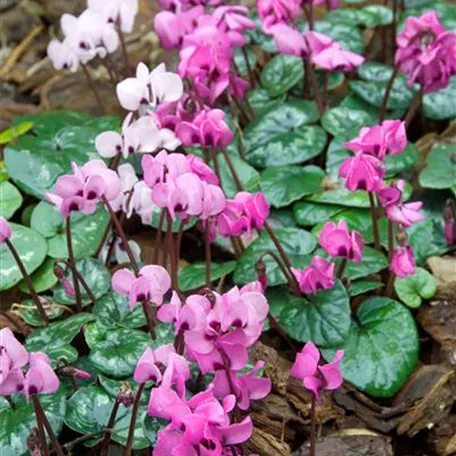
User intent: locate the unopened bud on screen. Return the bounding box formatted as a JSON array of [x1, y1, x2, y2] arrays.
[[443, 200, 455, 245], [395, 227, 408, 246], [61, 365, 91, 380], [54, 264, 75, 297], [118, 382, 135, 408]]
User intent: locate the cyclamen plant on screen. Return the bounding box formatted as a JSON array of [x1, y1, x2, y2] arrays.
[[1, 0, 455, 454]]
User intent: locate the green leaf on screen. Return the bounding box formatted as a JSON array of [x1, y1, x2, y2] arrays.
[[322, 297, 419, 397], [314, 21, 364, 54], [269, 281, 351, 347], [407, 218, 437, 265], [179, 261, 237, 291], [0, 223, 47, 291], [247, 89, 285, 115], [357, 62, 395, 82], [0, 390, 66, 456], [13, 299, 64, 327], [93, 292, 147, 329], [0, 121, 34, 145], [143, 415, 166, 446], [261, 165, 325, 208], [53, 258, 111, 306], [326, 139, 351, 177], [419, 144, 456, 189], [46, 345, 79, 367], [0, 181, 22, 219], [385, 143, 418, 176], [394, 267, 437, 308], [244, 101, 325, 167], [321, 107, 374, 141], [349, 280, 383, 297], [26, 312, 95, 352], [325, 8, 372, 26], [218, 154, 261, 199], [350, 79, 415, 110], [344, 246, 389, 280], [30, 201, 65, 238], [234, 47, 257, 77], [89, 328, 152, 378], [65, 386, 151, 450], [261, 55, 304, 97], [84, 321, 110, 349], [423, 76, 456, 120], [362, 5, 393, 26], [19, 257, 58, 294], [293, 201, 343, 227], [234, 227, 316, 286]]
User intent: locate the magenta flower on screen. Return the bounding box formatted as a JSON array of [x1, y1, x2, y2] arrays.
[[269, 23, 308, 57], [345, 120, 407, 160], [111, 265, 171, 308], [142, 151, 190, 189], [46, 160, 120, 218], [213, 6, 256, 47], [212, 361, 272, 410], [257, 0, 301, 31], [390, 244, 416, 278], [116, 62, 183, 113], [24, 352, 60, 402], [395, 11, 456, 93], [187, 154, 219, 185], [291, 256, 336, 295], [177, 108, 234, 149], [339, 152, 385, 192], [0, 216, 12, 244], [0, 328, 28, 391], [291, 342, 344, 401], [319, 220, 364, 262]]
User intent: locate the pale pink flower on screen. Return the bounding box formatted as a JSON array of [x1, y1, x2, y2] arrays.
[[291, 256, 336, 295], [24, 352, 60, 402]]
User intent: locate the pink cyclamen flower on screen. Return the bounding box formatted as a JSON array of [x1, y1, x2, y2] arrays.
[[187, 154, 219, 185], [45, 160, 120, 218], [291, 256, 336, 295], [257, 0, 301, 32], [319, 220, 364, 262], [117, 62, 183, 113], [390, 244, 416, 278], [177, 108, 234, 149], [112, 265, 171, 309], [212, 361, 272, 410], [269, 23, 308, 57], [291, 342, 344, 400], [345, 120, 407, 160], [305, 31, 365, 72], [88, 0, 139, 33], [339, 152, 385, 192], [395, 11, 456, 93], [24, 352, 60, 401], [0, 328, 29, 390], [0, 216, 12, 244], [213, 5, 256, 47]]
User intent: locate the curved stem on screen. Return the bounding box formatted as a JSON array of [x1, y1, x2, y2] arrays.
[[123, 383, 145, 456], [310, 395, 316, 456], [267, 311, 299, 352], [94, 220, 112, 258], [241, 46, 255, 87], [99, 399, 120, 456], [379, 66, 399, 121], [404, 86, 424, 127], [304, 57, 325, 115], [205, 219, 212, 288], [388, 220, 395, 262], [56, 259, 96, 306], [66, 218, 82, 312], [153, 209, 166, 264], [5, 239, 48, 323], [337, 258, 348, 279], [116, 20, 131, 76], [258, 251, 298, 295], [368, 193, 381, 251], [32, 397, 49, 456], [81, 64, 105, 114]]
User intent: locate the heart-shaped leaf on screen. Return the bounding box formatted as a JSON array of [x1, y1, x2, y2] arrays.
[[244, 102, 325, 167], [89, 328, 153, 378], [322, 297, 419, 397], [423, 76, 456, 120], [0, 181, 22, 219], [357, 61, 394, 82], [293, 201, 343, 227], [247, 89, 285, 115], [261, 55, 304, 97], [85, 321, 110, 349], [344, 246, 389, 280], [261, 165, 325, 208], [26, 312, 95, 352], [269, 281, 351, 347], [0, 223, 47, 291], [394, 267, 437, 308], [0, 390, 66, 456], [13, 299, 64, 327], [65, 386, 152, 450], [348, 280, 383, 297], [93, 292, 147, 329], [179, 261, 237, 291], [419, 144, 456, 190], [53, 258, 111, 306], [321, 107, 374, 141], [19, 257, 58, 294], [234, 227, 317, 286]]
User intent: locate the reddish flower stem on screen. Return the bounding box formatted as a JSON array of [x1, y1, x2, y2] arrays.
[[66, 218, 82, 312], [123, 383, 146, 456], [368, 192, 381, 251], [32, 397, 49, 456], [404, 85, 424, 127], [379, 66, 399, 121], [205, 219, 212, 288], [153, 209, 167, 264], [81, 64, 105, 114], [310, 395, 316, 456], [99, 399, 121, 456]]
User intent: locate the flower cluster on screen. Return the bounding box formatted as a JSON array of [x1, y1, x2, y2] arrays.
[[47, 0, 139, 71], [0, 328, 60, 401], [395, 11, 456, 93]]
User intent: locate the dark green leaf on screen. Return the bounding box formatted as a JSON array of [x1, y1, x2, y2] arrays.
[[0, 223, 47, 291], [314, 21, 364, 54], [234, 47, 257, 77], [93, 292, 147, 329], [19, 257, 58, 294], [0, 181, 22, 219], [13, 299, 64, 327], [84, 321, 110, 349], [344, 246, 389, 280], [362, 5, 393, 26], [321, 107, 374, 141], [419, 144, 456, 189], [261, 165, 325, 208], [53, 258, 111, 306], [293, 201, 343, 227], [178, 261, 237, 291], [385, 143, 418, 176], [247, 89, 285, 115], [423, 76, 456, 120], [326, 139, 351, 177], [394, 267, 437, 308], [234, 227, 316, 286], [0, 390, 66, 456], [261, 55, 304, 97], [357, 62, 394, 82], [322, 297, 419, 397], [325, 8, 372, 26], [349, 280, 383, 297]]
